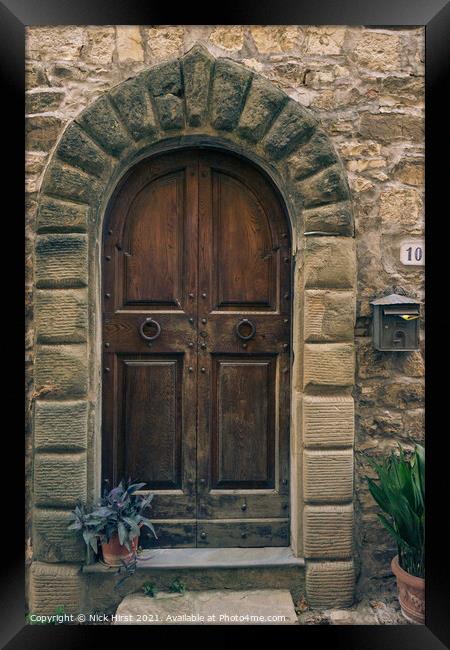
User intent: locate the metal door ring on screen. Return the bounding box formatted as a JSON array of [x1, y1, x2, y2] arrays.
[[236, 318, 256, 341], [139, 318, 161, 341]]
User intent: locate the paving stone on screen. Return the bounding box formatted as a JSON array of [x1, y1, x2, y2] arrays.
[[114, 589, 298, 625]]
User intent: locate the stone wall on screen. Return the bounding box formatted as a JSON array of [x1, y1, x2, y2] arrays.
[[25, 25, 425, 601]]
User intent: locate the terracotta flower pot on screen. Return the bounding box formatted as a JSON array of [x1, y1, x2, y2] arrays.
[[101, 533, 139, 566], [391, 555, 425, 624]]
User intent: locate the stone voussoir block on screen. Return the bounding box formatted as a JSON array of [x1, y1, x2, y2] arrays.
[[302, 394, 355, 448], [304, 343, 355, 387], [304, 236, 356, 289], [34, 452, 87, 507], [304, 289, 355, 342], [182, 44, 214, 127], [34, 400, 88, 452], [303, 449, 354, 503], [303, 504, 353, 559], [77, 95, 131, 157], [306, 560, 355, 608], [303, 201, 354, 236], [33, 508, 86, 562], [210, 58, 253, 131], [35, 288, 88, 343], [38, 197, 89, 233], [43, 162, 100, 204], [147, 59, 185, 131], [286, 129, 338, 180], [296, 163, 350, 209], [56, 122, 109, 177], [237, 76, 287, 143], [263, 99, 318, 161], [35, 234, 88, 288], [110, 74, 158, 141], [34, 344, 88, 398], [30, 561, 82, 615]]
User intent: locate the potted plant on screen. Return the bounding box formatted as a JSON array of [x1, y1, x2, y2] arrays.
[[365, 444, 425, 624], [68, 479, 157, 566]]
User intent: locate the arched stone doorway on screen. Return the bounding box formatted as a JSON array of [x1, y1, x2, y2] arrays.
[[32, 44, 356, 612]]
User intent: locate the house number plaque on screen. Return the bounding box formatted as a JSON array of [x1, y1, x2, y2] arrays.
[[400, 239, 425, 266]]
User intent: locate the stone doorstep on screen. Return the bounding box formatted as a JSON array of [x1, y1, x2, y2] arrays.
[[82, 546, 305, 573], [114, 589, 298, 625]]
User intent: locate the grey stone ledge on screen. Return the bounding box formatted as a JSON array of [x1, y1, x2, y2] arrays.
[[83, 547, 305, 573]]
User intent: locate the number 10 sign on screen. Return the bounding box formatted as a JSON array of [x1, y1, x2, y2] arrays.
[[400, 239, 425, 266]]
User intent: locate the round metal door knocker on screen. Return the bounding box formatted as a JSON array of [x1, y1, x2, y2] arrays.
[[139, 318, 161, 342], [235, 318, 256, 341]]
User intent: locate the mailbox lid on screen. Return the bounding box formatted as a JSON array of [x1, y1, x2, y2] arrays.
[[382, 305, 420, 316]]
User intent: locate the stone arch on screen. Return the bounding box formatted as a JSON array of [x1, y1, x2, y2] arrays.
[[32, 44, 356, 613]]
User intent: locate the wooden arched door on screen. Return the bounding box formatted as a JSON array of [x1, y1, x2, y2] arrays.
[[102, 149, 291, 548]]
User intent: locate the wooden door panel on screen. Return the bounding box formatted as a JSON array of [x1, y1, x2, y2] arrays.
[[123, 172, 185, 308], [211, 356, 275, 489], [197, 519, 290, 548], [211, 171, 276, 311], [200, 494, 289, 520], [142, 521, 196, 549], [120, 357, 182, 489]]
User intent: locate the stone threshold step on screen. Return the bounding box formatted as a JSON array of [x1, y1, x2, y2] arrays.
[[114, 589, 299, 625], [83, 547, 305, 573]]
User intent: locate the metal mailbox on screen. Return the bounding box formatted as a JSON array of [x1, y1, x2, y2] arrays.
[[370, 293, 420, 351]]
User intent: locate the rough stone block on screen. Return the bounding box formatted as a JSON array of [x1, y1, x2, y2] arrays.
[[303, 201, 354, 236], [302, 395, 354, 448], [304, 505, 353, 559], [304, 290, 355, 342], [77, 95, 131, 156], [35, 234, 88, 288], [286, 130, 338, 180], [56, 123, 109, 177], [264, 99, 318, 160], [34, 400, 88, 452], [33, 509, 86, 562], [44, 163, 100, 204], [306, 560, 355, 608], [34, 344, 88, 397], [210, 59, 252, 131], [110, 75, 157, 141], [304, 343, 355, 387], [296, 163, 350, 209], [237, 76, 287, 142], [182, 45, 214, 127], [34, 452, 87, 507], [26, 90, 65, 114], [38, 197, 89, 232], [26, 115, 63, 152], [359, 113, 423, 144], [30, 562, 82, 615], [303, 449, 353, 503], [304, 237, 356, 289], [35, 289, 88, 343], [147, 60, 185, 130]]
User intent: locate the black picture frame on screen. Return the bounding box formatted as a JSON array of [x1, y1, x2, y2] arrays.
[[3, 0, 449, 646]]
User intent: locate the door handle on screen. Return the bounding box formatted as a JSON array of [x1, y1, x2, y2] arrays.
[[235, 318, 256, 341], [139, 318, 161, 341]]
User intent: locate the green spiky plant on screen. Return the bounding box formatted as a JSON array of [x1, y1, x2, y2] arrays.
[[365, 444, 425, 578]]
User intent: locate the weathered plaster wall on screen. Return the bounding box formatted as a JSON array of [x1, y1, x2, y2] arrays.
[[25, 25, 425, 602]]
